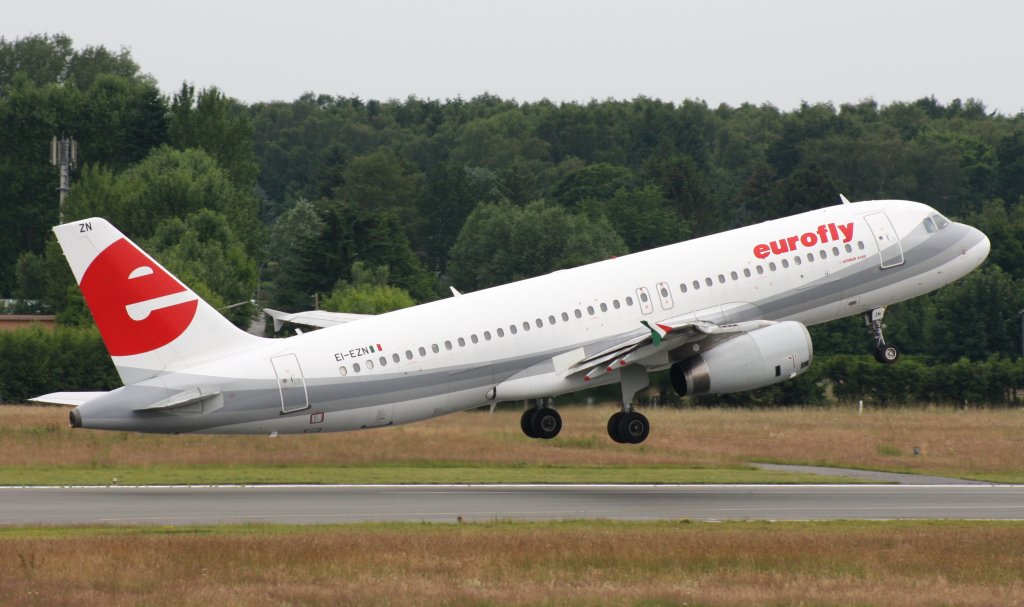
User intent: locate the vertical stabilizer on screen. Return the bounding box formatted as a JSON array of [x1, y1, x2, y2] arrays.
[[53, 217, 266, 384]]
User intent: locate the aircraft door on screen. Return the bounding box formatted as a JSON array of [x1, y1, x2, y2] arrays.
[[636, 287, 654, 315], [864, 212, 905, 269], [271, 354, 309, 414]]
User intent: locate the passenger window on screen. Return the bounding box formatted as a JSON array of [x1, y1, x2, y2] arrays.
[[640, 292, 649, 302], [680, 283, 688, 293], [781, 259, 789, 269], [353, 363, 361, 373], [510, 325, 518, 335], [406, 350, 413, 360], [756, 266, 764, 275], [858, 241, 865, 250], [794, 256, 802, 265], [768, 262, 776, 271], [717, 274, 725, 283], [561, 312, 569, 321], [432, 344, 440, 353], [600, 303, 608, 312], [807, 253, 815, 262], [587, 306, 595, 315], [418, 347, 426, 356], [705, 277, 713, 286], [626, 297, 634, 306], [497, 328, 505, 337], [444, 340, 452, 350], [845, 244, 853, 253], [366, 360, 374, 370], [471, 334, 479, 344], [484, 331, 492, 341], [574, 309, 582, 318], [832, 246, 840, 256], [548, 315, 556, 325], [613, 300, 620, 309], [731, 271, 738, 280], [379, 356, 386, 366], [692, 280, 700, 290], [743, 268, 751, 277], [393, 353, 401, 363], [339, 366, 348, 376], [819, 250, 827, 260], [458, 337, 466, 347], [523, 322, 530, 331]]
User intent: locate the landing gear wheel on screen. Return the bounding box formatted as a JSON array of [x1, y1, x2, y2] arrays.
[[607, 411, 627, 443], [617, 411, 650, 444], [874, 344, 899, 364], [531, 408, 562, 440], [520, 408, 539, 438]]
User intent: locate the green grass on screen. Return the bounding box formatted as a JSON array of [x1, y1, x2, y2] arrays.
[[0, 462, 865, 486]]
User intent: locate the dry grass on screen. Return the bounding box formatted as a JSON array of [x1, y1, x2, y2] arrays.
[[1, 520, 1023, 606], [2, 404, 1023, 482]]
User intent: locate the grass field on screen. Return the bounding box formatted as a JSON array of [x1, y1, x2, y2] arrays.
[[2, 404, 1023, 484], [2, 520, 1023, 606]]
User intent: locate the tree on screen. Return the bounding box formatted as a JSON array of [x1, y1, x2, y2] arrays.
[[447, 200, 627, 291], [143, 210, 259, 327], [583, 185, 691, 252], [63, 146, 262, 254], [322, 262, 416, 314], [169, 83, 259, 186]]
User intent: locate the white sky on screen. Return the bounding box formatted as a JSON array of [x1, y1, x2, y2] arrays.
[[6, 0, 1024, 114]]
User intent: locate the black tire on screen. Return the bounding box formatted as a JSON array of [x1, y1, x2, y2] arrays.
[[617, 411, 650, 444], [531, 408, 562, 440], [874, 344, 899, 365], [520, 408, 539, 438], [607, 411, 626, 443]]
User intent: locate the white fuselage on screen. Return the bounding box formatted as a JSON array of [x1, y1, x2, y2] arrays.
[[73, 200, 990, 434]]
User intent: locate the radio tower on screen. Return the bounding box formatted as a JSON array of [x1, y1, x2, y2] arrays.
[[50, 136, 78, 222]]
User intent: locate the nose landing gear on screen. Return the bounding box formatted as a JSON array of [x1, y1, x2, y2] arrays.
[[865, 307, 900, 364]]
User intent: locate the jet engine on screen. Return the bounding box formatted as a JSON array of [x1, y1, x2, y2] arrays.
[[670, 321, 813, 396]]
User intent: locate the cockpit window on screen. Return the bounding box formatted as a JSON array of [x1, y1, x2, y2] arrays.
[[933, 213, 950, 230], [923, 217, 937, 233]]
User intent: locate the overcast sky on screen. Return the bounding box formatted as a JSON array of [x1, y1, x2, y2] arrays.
[[7, 1, 1024, 114]]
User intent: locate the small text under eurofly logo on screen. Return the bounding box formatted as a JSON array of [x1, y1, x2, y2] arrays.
[[334, 344, 383, 362]]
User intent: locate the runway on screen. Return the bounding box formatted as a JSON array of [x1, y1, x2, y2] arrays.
[[1, 484, 1022, 525]]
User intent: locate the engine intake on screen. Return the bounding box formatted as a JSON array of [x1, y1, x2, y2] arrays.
[[670, 321, 813, 396]]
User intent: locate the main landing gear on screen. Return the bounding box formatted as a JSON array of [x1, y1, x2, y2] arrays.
[[518, 365, 653, 444], [606, 364, 651, 444], [865, 307, 899, 364], [520, 402, 562, 439]]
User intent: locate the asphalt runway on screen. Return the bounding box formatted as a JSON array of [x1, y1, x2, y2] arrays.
[[1, 484, 1022, 525]]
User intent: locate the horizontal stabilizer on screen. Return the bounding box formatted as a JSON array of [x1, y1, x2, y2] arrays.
[[134, 387, 222, 412], [31, 392, 108, 406], [264, 308, 373, 332]]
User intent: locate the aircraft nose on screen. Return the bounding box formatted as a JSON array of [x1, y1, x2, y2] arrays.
[[963, 225, 990, 267]]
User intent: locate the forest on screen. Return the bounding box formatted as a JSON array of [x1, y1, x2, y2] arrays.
[[1, 33, 1023, 404]]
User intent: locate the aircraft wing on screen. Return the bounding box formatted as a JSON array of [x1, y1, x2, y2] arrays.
[[264, 308, 373, 331], [31, 392, 109, 406], [567, 317, 776, 381]]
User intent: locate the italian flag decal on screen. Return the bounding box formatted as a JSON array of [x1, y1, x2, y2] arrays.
[[641, 320, 672, 345]]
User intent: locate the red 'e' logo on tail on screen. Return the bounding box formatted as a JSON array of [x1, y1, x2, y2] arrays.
[[79, 238, 198, 356]]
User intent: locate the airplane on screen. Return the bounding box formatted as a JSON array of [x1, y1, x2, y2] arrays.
[[34, 197, 989, 444]]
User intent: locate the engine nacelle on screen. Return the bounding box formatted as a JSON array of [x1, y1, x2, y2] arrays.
[[670, 321, 813, 396]]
